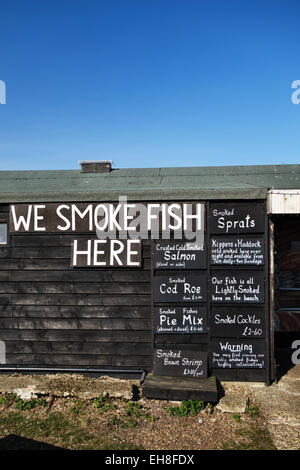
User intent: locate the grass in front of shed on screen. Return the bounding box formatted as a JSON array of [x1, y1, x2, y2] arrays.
[[0, 394, 276, 450], [0, 410, 142, 450], [0, 397, 144, 450], [222, 424, 276, 450]]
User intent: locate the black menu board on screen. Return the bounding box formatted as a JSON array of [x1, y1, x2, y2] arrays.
[[150, 200, 269, 385], [153, 347, 207, 378], [211, 307, 265, 338], [154, 306, 207, 334], [210, 272, 264, 303], [210, 235, 265, 266], [211, 339, 265, 369], [153, 239, 206, 269], [209, 203, 265, 234], [154, 272, 207, 303]]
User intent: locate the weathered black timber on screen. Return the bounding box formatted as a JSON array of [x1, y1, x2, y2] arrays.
[[3, 354, 152, 367], [153, 334, 208, 344], [0, 283, 151, 294], [5, 341, 152, 355], [0, 258, 152, 270], [0, 318, 151, 330], [0, 305, 150, 318], [0, 207, 153, 371], [0, 197, 271, 386], [0, 329, 150, 342], [142, 374, 218, 401], [0, 270, 151, 282]]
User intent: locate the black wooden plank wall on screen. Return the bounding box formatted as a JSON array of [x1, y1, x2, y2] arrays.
[[0, 204, 152, 370]]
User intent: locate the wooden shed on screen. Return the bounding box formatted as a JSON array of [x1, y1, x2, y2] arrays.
[[0, 162, 299, 400]]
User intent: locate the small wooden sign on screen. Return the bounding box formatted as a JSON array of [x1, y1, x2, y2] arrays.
[[209, 203, 265, 234], [211, 339, 265, 369], [210, 272, 264, 303], [153, 347, 207, 378], [211, 307, 265, 338], [154, 273, 207, 303], [154, 306, 208, 334], [153, 239, 206, 269], [210, 235, 265, 266]]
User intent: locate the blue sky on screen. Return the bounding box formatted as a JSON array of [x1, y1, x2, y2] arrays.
[[0, 0, 299, 170]]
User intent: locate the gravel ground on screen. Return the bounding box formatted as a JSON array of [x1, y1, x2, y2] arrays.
[[0, 371, 298, 450], [0, 393, 275, 450]]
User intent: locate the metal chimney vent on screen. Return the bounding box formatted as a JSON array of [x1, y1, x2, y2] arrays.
[[79, 160, 112, 173]]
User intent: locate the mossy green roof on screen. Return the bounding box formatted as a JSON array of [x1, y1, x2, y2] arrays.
[[0, 164, 300, 202]]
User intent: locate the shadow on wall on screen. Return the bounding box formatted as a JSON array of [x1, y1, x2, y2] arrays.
[[275, 344, 298, 381], [0, 434, 67, 451]]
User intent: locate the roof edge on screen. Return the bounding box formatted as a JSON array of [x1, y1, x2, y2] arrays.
[[0, 188, 268, 203]]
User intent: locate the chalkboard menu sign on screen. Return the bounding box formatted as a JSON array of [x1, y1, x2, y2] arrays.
[[209, 203, 265, 234], [210, 236, 264, 266], [210, 272, 264, 303], [153, 347, 207, 378], [154, 306, 207, 334], [154, 273, 207, 303], [211, 307, 265, 338], [150, 199, 269, 386], [153, 239, 206, 269], [211, 339, 265, 369]]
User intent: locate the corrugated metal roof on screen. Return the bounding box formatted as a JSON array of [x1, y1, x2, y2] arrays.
[[0, 164, 300, 202]]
